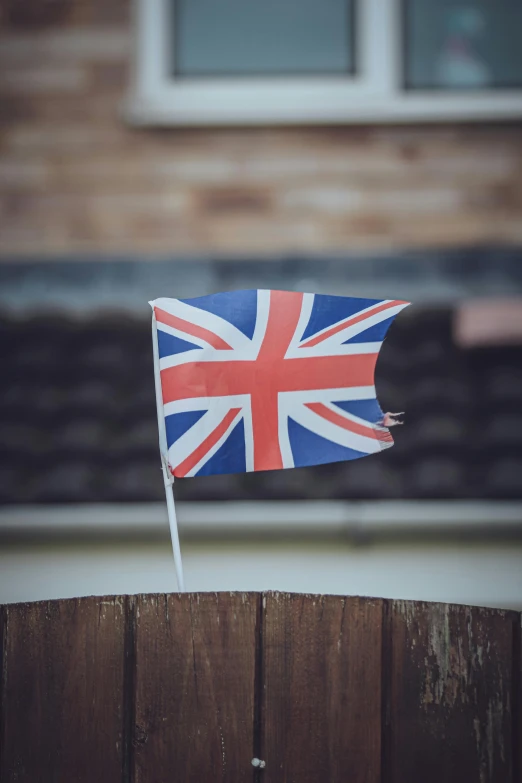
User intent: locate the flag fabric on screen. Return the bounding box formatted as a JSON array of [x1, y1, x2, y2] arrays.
[[150, 289, 410, 478]]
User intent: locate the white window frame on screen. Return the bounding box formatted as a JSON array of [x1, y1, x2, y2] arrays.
[[125, 0, 522, 126]]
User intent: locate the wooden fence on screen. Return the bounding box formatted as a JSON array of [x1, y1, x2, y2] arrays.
[[0, 593, 520, 782]]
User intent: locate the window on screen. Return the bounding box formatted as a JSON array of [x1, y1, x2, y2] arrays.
[[126, 0, 522, 125], [173, 0, 355, 77], [404, 0, 522, 90]]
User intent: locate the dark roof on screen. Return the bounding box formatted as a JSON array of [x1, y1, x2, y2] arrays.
[[1, 248, 522, 314], [1, 305, 521, 504]]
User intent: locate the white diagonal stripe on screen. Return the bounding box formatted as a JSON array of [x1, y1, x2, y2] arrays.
[[168, 405, 233, 469], [299, 299, 392, 345], [151, 297, 252, 352], [164, 394, 250, 417], [156, 320, 209, 349], [286, 341, 382, 359], [185, 409, 244, 477], [311, 302, 409, 352], [289, 403, 389, 455], [279, 386, 377, 406], [323, 401, 388, 432]]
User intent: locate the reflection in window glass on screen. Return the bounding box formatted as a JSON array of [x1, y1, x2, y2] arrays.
[[172, 0, 354, 77], [404, 0, 522, 89]]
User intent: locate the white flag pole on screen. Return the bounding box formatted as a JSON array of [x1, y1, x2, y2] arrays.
[[151, 310, 185, 592]]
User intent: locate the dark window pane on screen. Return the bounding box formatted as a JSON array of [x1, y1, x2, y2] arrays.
[[172, 0, 354, 77], [404, 0, 522, 89]]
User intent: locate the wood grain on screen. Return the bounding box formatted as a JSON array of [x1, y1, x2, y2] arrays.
[[0, 596, 125, 783], [387, 600, 517, 783], [132, 592, 258, 783], [0, 593, 520, 783], [511, 614, 522, 783], [261, 593, 383, 783], [0, 605, 5, 779]]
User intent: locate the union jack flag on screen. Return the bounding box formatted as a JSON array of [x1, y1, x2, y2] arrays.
[[150, 290, 409, 478]]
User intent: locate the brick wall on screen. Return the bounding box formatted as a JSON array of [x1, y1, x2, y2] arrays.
[[1, 0, 522, 257]]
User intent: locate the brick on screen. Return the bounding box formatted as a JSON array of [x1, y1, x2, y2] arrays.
[[90, 192, 189, 215], [418, 150, 517, 179], [467, 182, 521, 212], [0, 29, 129, 62], [65, 0, 130, 27], [4, 126, 128, 153], [369, 187, 464, 214], [89, 63, 127, 90], [197, 187, 273, 215], [280, 187, 362, 214], [149, 158, 238, 184], [0, 95, 37, 124], [339, 215, 394, 240], [0, 159, 49, 187], [244, 152, 406, 180], [2, 95, 126, 124], [0, 67, 88, 94], [0, 0, 69, 29]]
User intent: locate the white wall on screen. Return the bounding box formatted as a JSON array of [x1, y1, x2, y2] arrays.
[[1, 539, 522, 610]]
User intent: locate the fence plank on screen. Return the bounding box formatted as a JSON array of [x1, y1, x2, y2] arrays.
[[0, 606, 5, 777], [0, 596, 125, 783], [261, 593, 383, 783], [388, 601, 517, 783], [511, 614, 522, 783], [132, 592, 258, 783], [0, 593, 519, 783]]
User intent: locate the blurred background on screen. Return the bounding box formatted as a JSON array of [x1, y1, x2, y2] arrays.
[[1, 0, 522, 608]]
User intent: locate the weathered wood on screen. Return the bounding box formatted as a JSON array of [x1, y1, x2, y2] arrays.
[[512, 615, 522, 783], [132, 592, 258, 783], [261, 593, 383, 783], [0, 605, 5, 778], [0, 596, 125, 783], [0, 592, 520, 783], [387, 600, 518, 783]]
